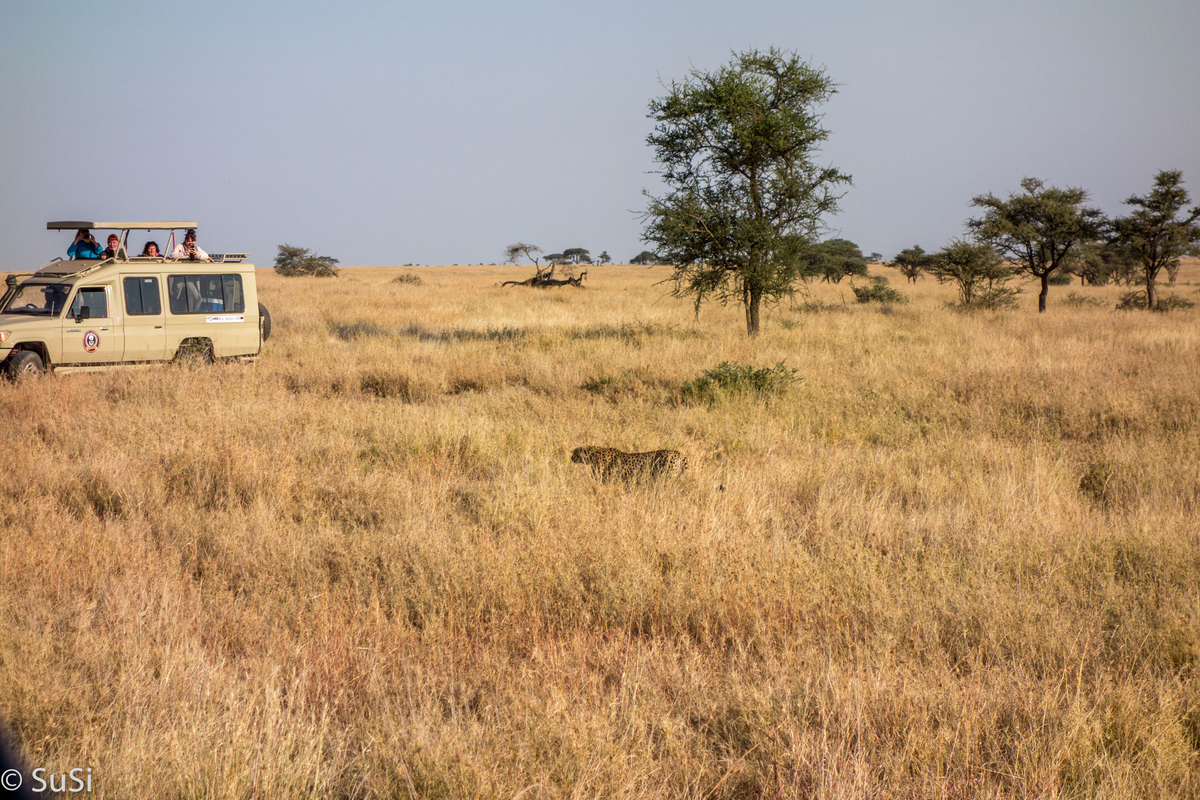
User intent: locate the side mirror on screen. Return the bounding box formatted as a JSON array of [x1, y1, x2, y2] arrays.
[[75, 307, 91, 324]]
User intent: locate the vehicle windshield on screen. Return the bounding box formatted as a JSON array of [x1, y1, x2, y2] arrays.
[[1, 282, 71, 316]]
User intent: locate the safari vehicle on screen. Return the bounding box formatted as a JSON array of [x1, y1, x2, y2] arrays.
[[1, 221, 270, 379]]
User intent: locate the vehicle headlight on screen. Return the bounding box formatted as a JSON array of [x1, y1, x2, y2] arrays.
[[0, 331, 9, 344]]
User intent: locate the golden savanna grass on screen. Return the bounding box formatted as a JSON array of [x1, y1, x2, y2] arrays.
[[2, 261, 1199, 798]]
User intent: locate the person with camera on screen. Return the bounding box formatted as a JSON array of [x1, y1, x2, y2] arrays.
[[170, 228, 210, 261], [67, 229, 102, 260]]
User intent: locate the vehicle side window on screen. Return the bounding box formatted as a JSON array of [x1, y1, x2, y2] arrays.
[[222, 275, 245, 313], [69, 287, 108, 319], [123, 277, 162, 316], [168, 274, 245, 315]]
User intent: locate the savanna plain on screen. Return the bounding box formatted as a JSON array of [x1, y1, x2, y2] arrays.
[[2, 261, 1199, 799]]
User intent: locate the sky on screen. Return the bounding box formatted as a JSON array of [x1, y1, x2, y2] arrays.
[[2, 0, 1198, 267]]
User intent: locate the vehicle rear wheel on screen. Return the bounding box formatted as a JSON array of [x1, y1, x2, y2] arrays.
[[258, 302, 272, 342], [175, 340, 213, 367], [7, 350, 45, 381]]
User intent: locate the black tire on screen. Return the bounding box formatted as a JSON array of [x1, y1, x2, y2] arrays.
[[7, 350, 44, 382], [258, 302, 272, 342]]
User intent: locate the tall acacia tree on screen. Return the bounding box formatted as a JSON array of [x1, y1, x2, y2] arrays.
[[968, 178, 1105, 313], [1112, 170, 1200, 310], [888, 245, 933, 284], [642, 48, 851, 335]]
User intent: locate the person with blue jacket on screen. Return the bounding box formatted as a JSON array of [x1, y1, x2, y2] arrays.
[[67, 229, 102, 260]]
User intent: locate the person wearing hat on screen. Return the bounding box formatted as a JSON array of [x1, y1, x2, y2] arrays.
[[67, 229, 103, 260], [100, 234, 126, 260], [170, 228, 210, 261]]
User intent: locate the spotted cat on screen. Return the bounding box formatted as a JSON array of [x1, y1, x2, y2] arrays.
[[570, 446, 688, 481]]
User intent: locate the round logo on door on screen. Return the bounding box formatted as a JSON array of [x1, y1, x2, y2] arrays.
[[83, 331, 100, 352]]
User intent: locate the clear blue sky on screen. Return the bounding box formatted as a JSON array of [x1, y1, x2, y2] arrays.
[[2, 0, 1197, 267]]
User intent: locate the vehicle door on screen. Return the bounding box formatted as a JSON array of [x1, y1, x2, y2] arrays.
[[61, 284, 124, 364], [121, 275, 167, 360]]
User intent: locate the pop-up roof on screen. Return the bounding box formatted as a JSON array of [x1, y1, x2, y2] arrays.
[[47, 221, 197, 230]]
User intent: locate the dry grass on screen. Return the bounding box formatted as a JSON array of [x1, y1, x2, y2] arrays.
[[2, 260, 1199, 798]]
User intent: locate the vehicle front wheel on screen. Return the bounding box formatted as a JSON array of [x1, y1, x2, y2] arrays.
[[7, 350, 45, 382], [258, 302, 272, 342]]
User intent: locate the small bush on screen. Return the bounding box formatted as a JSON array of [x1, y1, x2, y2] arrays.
[[681, 361, 800, 402], [953, 286, 1021, 311], [791, 299, 845, 314], [1061, 292, 1105, 308], [1048, 271, 1074, 286], [852, 276, 907, 304], [391, 273, 422, 285]]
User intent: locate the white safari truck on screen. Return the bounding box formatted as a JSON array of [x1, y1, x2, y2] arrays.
[[1, 221, 270, 379]]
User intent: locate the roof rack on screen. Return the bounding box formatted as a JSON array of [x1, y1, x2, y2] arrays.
[[47, 221, 198, 231]]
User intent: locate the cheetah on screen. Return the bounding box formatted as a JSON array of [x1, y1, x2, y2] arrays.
[[570, 446, 688, 482]]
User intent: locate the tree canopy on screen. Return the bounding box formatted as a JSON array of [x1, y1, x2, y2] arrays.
[[888, 245, 933, 284], [504, 242, 542, 266], [274, 245, 340, 277], [968, 178, 1105, 312], [929, 239, 1017, 309], [1112, 170, 1200, 310], [642, 47, 851, 335], [810, 238, 868, 283]]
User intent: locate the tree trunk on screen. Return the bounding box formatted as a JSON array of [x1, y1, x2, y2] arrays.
[[746, 284, 763, 336], [1146, 271, 1158, 311], [1038, 273, 1049, 312]]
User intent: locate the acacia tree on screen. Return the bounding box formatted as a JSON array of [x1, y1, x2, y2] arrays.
[[888, 245, 932, 284], [504, 242, 542, 267], [274, 244, 339, 277], [811, 238, 868, 283], [1072, 241, 1139, 286], [1112, 170, 1200, 310], [929, 239, 1017, 309], [642, 48, 851, 335], [968, 178, 1105, 312]]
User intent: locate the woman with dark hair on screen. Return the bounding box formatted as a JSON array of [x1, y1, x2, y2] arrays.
[[140, 241, 162, 257]]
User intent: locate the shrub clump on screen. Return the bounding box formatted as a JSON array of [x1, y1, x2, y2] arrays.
[[852, 276, 908, 304], [391, 273, 422, 285], [274, 244, 340, 277], [1061, 292, 1105, 308], [681, 361, 800, 402], [1116, 290, 1195, 312]]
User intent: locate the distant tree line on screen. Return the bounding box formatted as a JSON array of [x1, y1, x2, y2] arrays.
[[505, 244, 612, 267], [885, 171, 1200, 312]]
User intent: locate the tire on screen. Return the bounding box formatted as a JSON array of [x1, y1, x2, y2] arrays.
[[7, 350, 45, 382], [175, 340, 213, 367], [258, 302, 272, 342]]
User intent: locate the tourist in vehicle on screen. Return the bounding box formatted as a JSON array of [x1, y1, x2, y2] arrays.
[[170, 229, 210, 261], [139, 241, 162, 257], [100, 234, 126, 260], [67, 229, 102, 260]]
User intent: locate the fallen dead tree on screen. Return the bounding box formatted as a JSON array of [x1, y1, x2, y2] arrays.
[[502, 265, 587, 288]]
